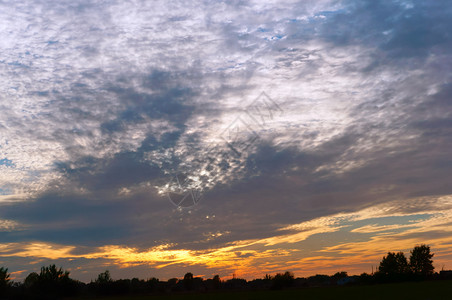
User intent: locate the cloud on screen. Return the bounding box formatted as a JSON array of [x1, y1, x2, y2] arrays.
[[0, 0, 451, 281], [2, 194, 452, 281]]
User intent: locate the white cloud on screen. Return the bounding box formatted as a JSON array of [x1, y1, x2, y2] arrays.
[[0, 0, 451, 280]]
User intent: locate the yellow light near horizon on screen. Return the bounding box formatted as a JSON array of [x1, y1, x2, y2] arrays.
[[2, 195, 452, 279]]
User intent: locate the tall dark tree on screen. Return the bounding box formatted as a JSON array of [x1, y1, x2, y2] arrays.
[[378, 252, 409, 275], [39, 264, 69, 282], [27, 264, 80, 298], [93, 270, 114, 295], [212, 275, 221, 289], [409, 244, 434, 276], [24, 272, 39, 289], [0, 267, 10, 295], [147, 277, 160, 292], [271, 271, 294, 290], [183, 272, 194, 290], [332, 271, 348, 279], [96, 270, 113, 284]]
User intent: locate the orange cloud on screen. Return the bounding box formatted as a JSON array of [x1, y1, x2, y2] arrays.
[[2, 194, 452, 279]]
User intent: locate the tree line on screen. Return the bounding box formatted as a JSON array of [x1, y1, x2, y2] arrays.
[[0, 244, 444, 299], [376, 244, 434, 281]]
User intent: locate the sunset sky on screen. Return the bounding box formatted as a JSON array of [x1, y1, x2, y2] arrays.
[[1, 0, 451, 282]]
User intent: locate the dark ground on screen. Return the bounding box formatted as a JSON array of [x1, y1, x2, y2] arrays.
[[71, 279, 452, 300]]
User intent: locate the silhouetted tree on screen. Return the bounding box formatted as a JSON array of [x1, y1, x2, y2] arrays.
[[409, 244, 434, 276], [166, 278, 179, 291], [93, 270, 114, 295], [271, 271, 294, 290], [28, 264, 80, 299], [24, 272, 39, 289], [95, 270, 112, 284], [307, 274, 330, 286], [0, 267, 11, 295], [39, 265, 69, 282], [147, 277, 160, 292], [111, 279, 131, 294], [183, 272, 194, 290], [331, 271, 348, 284], [332, 271, 348, 279], [130, 277, 147, 294], [378, 252, 409, 276], [224, 278, 247, 289], [212, 274, 221, 289]]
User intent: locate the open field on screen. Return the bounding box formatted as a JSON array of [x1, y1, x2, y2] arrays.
[[74, 280, 452, 300]]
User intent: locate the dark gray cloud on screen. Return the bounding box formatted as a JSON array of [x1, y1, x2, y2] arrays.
[[0, 0, 451, 281]]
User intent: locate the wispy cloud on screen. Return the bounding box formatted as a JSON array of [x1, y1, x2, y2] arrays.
[[2, 195, 452, 280], [0, 0, 451, 281]]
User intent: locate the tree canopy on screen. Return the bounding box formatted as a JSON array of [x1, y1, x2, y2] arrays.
[[377, 245, 435, 280], [409, 244, 434, 276], [378, 252, 409, 275]]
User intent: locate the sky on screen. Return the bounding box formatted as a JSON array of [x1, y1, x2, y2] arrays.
[[0, 0, 451, 282]]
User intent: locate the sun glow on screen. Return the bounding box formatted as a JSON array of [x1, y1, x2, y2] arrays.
[[2, 195, 452, 279]]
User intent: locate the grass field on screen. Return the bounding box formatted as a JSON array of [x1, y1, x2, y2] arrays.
[[76, 280, 452, 300]]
